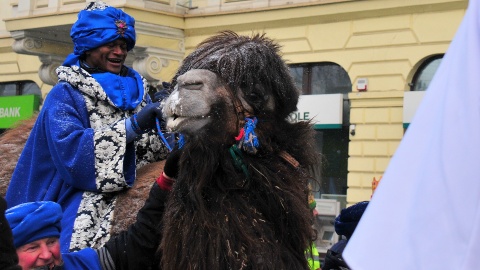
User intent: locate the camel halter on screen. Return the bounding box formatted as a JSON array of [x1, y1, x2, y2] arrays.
[[226, 86, 261, 156], [227, 86, 301, 180]]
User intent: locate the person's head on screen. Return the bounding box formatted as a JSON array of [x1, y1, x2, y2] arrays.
[[84, 38, 128, 74], [334, 201, 369, 239], [68, 1, 136, 73], [5, 201, 63, 270]]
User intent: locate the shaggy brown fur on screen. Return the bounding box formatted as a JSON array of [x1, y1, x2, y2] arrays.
[[0, 115, 38, 198], [0, 114, 163, 235], [160, 31, 319, 270], [110, 159, 164, 235]]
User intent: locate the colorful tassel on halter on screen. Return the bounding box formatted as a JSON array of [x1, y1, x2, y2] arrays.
[[236, 117, 259, 154]]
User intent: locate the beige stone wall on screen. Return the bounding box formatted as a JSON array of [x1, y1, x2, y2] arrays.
[[0, 51, 43, 87], [348, 91, 404, 201], [0, 0, 45, 96]]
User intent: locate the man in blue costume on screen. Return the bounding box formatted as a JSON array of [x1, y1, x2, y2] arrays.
[[6, 1, 169, 253]]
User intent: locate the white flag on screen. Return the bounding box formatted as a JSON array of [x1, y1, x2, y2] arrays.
[[343, 1, 480, 269]]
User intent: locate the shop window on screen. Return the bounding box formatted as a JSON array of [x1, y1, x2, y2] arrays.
[[410, 55, 443, 91], [0, 81, 41, 96], [289, 62, 351, 199], [310, 129, 349, 196]]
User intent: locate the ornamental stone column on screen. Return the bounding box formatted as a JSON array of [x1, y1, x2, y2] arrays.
[[11, 29, 72, 86], [128, 22, 185, 87], [38, 55, 65, 86], [128, 46, 184, 87]]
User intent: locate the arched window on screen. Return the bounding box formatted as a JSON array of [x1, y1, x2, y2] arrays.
[[411, 55, 443, 91], [289, 62, 351, 200], [289, 62, 352, 95]]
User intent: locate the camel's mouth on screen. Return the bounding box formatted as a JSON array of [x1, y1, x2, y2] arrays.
[[165, 113, 211, 133], [165, 116, 181, 131], [163, 89, 214, 133]]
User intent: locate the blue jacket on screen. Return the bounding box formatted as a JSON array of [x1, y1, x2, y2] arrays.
[[62, 248, 102, 270]]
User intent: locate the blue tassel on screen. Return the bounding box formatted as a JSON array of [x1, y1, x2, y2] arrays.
[[242, 117, 259, 154]]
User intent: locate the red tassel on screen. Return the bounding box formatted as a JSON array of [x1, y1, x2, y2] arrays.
[[235, 128, 245, 141]]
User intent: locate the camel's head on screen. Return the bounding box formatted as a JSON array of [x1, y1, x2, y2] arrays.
[[163, 69, 240, 138], [162, 31, 300, 143]]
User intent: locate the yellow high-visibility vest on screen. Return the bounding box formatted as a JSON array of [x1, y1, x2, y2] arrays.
[[306, 244, 321, 270]]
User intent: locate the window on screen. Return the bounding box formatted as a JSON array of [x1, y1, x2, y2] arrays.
[[289, 62, 352, 95], [0, 81, 41, 96], [410, 55, 443, 91], [310, 129, 349, 196], [289, 62, 351, 198]]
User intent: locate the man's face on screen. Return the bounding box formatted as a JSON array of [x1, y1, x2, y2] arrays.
[[85, 38, 128, 74], [17, 237, 62, 270]]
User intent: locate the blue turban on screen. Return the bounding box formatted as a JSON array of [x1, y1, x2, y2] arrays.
[[5, 201, 62, 248], [334, 201, 369, 239], [70, 1, 136, 56]]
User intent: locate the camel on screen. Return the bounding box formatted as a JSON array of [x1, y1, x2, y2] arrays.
[[159, 31, 319, 270]]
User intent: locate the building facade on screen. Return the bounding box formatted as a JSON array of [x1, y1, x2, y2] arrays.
[[0, 0, 468, 210]]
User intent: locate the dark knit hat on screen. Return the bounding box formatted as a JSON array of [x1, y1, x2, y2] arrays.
[[334, 201, 369, 239], [5, 201, 62, 248]]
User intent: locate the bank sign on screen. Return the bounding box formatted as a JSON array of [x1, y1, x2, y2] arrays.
[[0, 95, 40, 129], [289, 94, 343, 129]]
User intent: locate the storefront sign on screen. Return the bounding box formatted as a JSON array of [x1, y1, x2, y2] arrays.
[[0, 95, 40, 129], [289, 94, 344, 129]]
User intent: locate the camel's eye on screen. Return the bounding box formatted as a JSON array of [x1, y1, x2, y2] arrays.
[[245, 83, 268, 104], [181, 81, 204, 90]]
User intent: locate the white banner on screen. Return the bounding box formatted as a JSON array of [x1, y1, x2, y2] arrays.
[[344, 1, 480, 269]]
